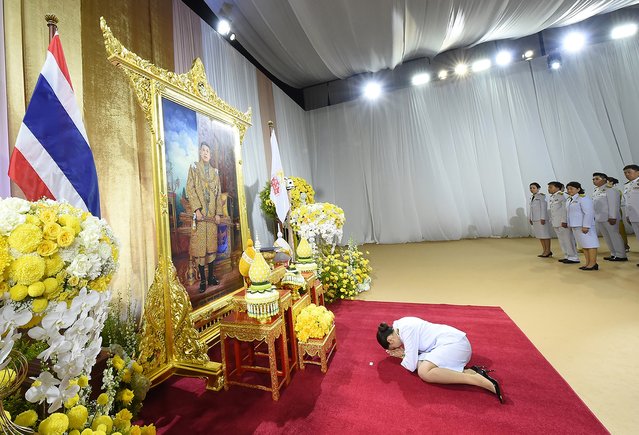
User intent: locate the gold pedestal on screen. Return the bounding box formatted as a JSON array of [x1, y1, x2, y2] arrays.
[[298, 324, 337, 373]]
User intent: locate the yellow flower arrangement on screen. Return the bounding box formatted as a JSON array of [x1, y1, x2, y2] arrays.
[[317, 241, 372, 303], [259, 176, 315, 220], [294, 304, 335, 342], [289, 202, 345, 244]]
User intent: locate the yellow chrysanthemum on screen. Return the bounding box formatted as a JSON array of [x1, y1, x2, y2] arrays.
[[37, 239, 58, 257], [69, 430, 81, 435], [8, 223, 43, 253], [66, 404, 88, 429], [32, 298, 49, 313], [112, 355, 125, 371], [45, 254, 65, 277], [43, 277, 59, 294], [9, 284, 28, 302], [96, 393, 109, 406], [0, 237, 11, 276], [77, 375, 89, 388], [57, 227, 75, 248], [14, 409, 38, 427], [91, 415, 113, 433], [140, 425, 157, 435], [122, 368, 132, 383], [80, 429, 93, 435], [132, 361, 143, 374], [88, 276, 108, 292], [130, 426, 142, 435], [58, 215, 81, 235], [118, 388, 135, 405], [27, 281, 45, 297], [38, 412, 69, 435], [115, 409, 132, 421], [10, 255, 46, 285]]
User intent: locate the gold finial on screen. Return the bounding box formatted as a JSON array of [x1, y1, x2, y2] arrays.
[[45, 14, 59, 25], [268, 120, 274, 128]]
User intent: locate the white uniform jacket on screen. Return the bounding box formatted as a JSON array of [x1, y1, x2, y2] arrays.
[[548, 191, 568, 228], [623, 178, 639, 222], [393, 317, 466, 373], [567, 194, 595, 229], [592, 185, 620, 222], [529, 192, 548, 222]]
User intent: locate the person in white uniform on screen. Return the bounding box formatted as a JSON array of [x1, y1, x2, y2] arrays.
[[566, 181, 599, 270], [622, 164, 639, 267], [591, 172, 627, 262], [376, 318, 503, 403], [528, 182, 552, 257], [607, 176, 631, 253], [547, 181, 579, 264]]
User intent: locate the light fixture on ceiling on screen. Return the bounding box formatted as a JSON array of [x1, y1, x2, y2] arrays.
[[495, 50, 513, 66], [229, 33, 236, 41], [438, 70, 448, 80], [547, 52, 562, 70], [472, 59, 491, 72], [411, 72, 431, 86], [454, 63, 469, 76], [363, 81, 382, 99], [522, 50, 534, 61], [217, 19, 231, 36], [563, 31, 586, 52], [611, 23, 637, 39]]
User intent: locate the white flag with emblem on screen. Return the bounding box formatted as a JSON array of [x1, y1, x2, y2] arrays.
[[269, 129, 290, 223]]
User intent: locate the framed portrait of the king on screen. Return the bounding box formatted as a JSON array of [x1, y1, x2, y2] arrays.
[[159, 92, 249, 312]]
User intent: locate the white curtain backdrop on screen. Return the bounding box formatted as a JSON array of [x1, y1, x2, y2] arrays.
[[0, 0, 11, 197], [296, 37, 639, 244], [173, 0, 272, 244]]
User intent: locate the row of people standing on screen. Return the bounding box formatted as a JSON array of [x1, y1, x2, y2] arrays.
[[528, 164, 639, 271]]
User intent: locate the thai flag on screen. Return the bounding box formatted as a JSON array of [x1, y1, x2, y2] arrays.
[[8, 33, 100, 217]]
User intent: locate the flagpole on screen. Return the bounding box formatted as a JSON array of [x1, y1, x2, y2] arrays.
[[46, 14, 58, 42]]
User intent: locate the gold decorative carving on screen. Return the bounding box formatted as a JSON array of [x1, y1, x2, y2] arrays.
[[101, 17, 252, 390]]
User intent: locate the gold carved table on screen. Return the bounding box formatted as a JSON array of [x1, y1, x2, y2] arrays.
[[298, 323, 337, 373], [301, 272, 325, 306], [220, 311, 289, 401]]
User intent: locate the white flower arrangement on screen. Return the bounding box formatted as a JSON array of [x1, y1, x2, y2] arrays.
[[289, 202, 345, 245], [0, 198, 119, 415]]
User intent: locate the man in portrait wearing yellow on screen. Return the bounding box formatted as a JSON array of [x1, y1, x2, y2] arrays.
[[186, 141, 224, 292]]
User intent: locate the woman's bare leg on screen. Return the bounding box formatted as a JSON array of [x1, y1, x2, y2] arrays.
[[417, 361, 495, 393]]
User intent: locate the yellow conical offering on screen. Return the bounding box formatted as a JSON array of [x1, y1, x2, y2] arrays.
[[295, 237, 317, 273], [239, 239, 256, 277], [246, 239, 279, 321]]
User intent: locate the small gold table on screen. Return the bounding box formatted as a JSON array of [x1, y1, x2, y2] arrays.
[[301, 272, 326, 306], [220, 311, 289, 401], [298, 324, 337, 373]]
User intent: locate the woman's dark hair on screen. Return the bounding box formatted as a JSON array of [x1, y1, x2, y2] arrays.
[[607, 177, 619, 185], [529, 182, 541, 189], [548, 181, 563, 190], [566, 181, 585, 194], [377, 323, 393, 349]]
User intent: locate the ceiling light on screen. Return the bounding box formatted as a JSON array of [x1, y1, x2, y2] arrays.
[[472, 59, 491, 72], [522, 50, 534, 61], [411, 73, 430, 86], [217, 19, 231, 36], [438, 70, 448, 80], [229, 33, 236, 41], [454, 63, 469, 76], [563, 32, 586, 52], [495, 51, 513, 66], [611, 23, 637, 39], [363, 81, 382, 100], [547, 53, 562, 70]]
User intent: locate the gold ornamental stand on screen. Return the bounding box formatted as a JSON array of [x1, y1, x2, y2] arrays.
[[100, 18, 251, 390]]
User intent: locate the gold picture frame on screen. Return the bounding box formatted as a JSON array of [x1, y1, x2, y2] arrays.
[[100, 18, 251, 389]]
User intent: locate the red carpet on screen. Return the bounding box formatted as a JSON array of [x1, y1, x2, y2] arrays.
[[139, 301, 608, 434]]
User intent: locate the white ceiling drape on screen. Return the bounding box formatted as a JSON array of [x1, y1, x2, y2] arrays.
[[204, 0, 639, 87]]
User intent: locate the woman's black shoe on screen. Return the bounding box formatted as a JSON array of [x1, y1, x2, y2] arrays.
[[470, 366, 504, 404], [538, 252, 553, 258], [582, 264, 599, 271]]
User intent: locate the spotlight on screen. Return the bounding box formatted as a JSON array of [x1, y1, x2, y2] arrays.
[[438, 70, 448, 80], [495, 51, 513, 66], [217, 19, 231, 36], [522, 50, 534, 61], [547, 52, 562, 70], [363, 81, 382, 100], [472, 59, 491, 72], [611, 23, 637, 39], [411, 73, 430, 86], [229, 33, 236, 41], [563, 32, 586, 52], [454, 63, 469, 76]]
